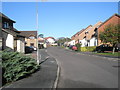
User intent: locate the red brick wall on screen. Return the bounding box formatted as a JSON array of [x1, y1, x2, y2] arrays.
[[98, 14, 120, 45]]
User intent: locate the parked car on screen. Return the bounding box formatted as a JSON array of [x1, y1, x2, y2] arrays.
[[30, 46, 37, 51], [72, 45, 78, 51], [69, 45, 73, 49], [96, 44, 119, 53], [25, 46, 34, 54], [38, 44, 44, 49], [33, 47, 37, 51]]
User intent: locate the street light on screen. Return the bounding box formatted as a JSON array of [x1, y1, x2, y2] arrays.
[[36, 0, 48, 64], [36, 0, 39, 64]]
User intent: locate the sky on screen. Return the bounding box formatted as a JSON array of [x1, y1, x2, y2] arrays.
[[2, 2, 119, 39], [1, 0, 120, 2]]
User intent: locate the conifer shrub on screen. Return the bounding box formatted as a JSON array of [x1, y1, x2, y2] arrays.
[[1, 49, 39, 85]]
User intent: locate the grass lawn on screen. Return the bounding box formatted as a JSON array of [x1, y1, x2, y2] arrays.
[[61, 46, 65, 48], [95, 52, 120, 57]]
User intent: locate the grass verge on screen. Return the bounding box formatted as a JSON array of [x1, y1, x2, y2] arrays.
[[94, 52, 120, 57]]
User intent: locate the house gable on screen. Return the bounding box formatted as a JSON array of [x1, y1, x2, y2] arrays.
[[97, 14, 120, 45], [20, 31, 37, 38], [98, 14, 120, 33]]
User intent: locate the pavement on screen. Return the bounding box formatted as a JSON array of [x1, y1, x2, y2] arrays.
[[2, 49, 59, 89]]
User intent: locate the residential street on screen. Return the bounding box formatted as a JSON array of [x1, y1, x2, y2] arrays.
[[47, 47, 119, 88], [1, 2, 120, 90]]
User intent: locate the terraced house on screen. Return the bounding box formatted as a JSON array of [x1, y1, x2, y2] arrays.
[[71, 21, 103, 47], [85, 22, 102, 47], [71, 25, 93, 47], [0, 12, 25, 53], [71, 13, 120, 48], [97, 14, 120, 46]]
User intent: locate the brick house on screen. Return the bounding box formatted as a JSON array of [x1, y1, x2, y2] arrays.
[[85, 22, 102, 46], [71, 25, 92, 47], [78, 25, 93, 47], [0, 12, 25, 53], [71, 22, 103, 47], [97, 14, 120, 46], [71, 29, 85, 44], [20, 31, 38, 48]]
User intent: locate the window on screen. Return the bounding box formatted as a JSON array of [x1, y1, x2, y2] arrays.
[[30, 43, 34, 46], [29, 36, 35, 39], [87, 40, 90, 42], [85, 31, 88, 34], [2, 22, 9, 29], [83, 36, 86, 39]]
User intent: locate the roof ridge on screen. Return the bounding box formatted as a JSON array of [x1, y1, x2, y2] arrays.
[[0, 12, 16, 23], [20, 30, 37, 32], [98, 13, 120, 29]]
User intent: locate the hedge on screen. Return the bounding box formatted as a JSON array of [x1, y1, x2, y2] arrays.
[[0, 49, 40, 86], [75, 43, 82, 51], [80, 46, 96, 52]]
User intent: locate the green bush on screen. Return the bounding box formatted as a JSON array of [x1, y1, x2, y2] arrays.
[[1, 50, 39, 85], [81, 46, 96, 52], [75, 43, 82, 51]]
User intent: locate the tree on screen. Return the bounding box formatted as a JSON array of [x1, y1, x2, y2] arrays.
[[57, 37, 71, 46], [38, 34, 44, 38], [99, 24, 120, 54]]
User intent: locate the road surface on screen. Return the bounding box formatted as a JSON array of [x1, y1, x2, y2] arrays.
[[47, 47, 119, 88]]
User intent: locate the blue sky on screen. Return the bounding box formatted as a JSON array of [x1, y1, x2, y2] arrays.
[[2, 2, 118, 39], [1, 0, 120, 2]]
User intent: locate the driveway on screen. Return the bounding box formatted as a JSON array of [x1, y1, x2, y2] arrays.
[[47, 47, 119, 88]]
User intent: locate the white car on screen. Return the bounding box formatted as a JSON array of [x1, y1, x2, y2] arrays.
[[30, 46, 37, 51], [33, 47, 37, 51]]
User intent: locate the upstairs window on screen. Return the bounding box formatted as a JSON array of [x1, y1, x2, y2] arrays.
[[83, 36, 86, 39], [85, 31, 88, 34], [2, 22, 9, 29], [29, 36, 35, 39]]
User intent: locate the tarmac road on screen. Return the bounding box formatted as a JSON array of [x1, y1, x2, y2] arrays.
[[47, 47, 119, 88]]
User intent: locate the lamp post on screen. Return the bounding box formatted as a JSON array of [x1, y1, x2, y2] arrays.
[[36, 0, 48, 64], [36, 0, 39, 64]]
